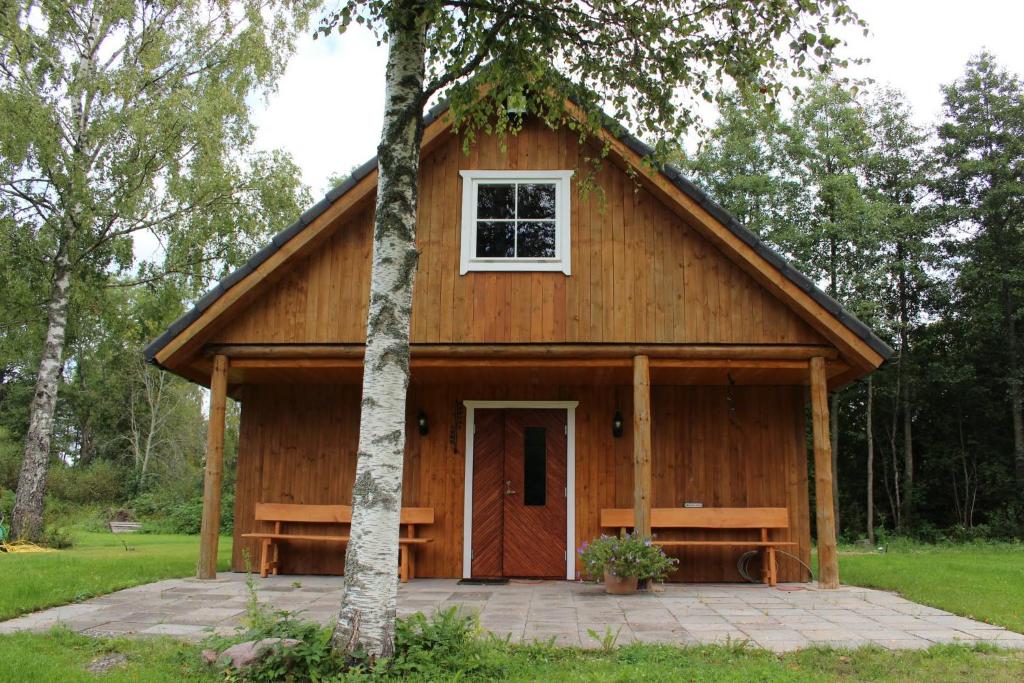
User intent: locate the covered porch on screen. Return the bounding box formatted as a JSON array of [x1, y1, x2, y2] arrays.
[[195, 343, 845, 588]]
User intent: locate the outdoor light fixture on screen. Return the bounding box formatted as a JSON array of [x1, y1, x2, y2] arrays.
[[612, 410, 624, 438], [417, 411, 429, 436]]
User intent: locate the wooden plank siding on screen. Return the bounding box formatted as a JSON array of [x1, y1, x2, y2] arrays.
[[231, 382, 810, 583], [210, 119, 825, 348]]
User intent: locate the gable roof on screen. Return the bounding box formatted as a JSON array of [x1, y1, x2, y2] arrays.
[[143, 99, 893, 373]]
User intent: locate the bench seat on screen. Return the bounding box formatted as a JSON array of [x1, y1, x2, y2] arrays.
[[601, 507, 795, 586], [654, 540, 797, 547], [246, 503, 434, 582], [242, 533, 433, 544]]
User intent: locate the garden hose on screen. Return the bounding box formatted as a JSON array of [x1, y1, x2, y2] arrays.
[[737, 549, 814, 583], [0, 540, 51, 553]]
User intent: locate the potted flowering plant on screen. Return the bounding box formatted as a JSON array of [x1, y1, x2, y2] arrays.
[[577, 533, 678, 595]]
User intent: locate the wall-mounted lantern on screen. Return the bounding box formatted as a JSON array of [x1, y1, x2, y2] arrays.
[[612, 410, 624, 438], [417, 411, 429, 436]]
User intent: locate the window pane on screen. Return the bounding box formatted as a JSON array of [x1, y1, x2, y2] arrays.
[[477, 184, 515, 219], [517, 183, 557, 219], [523, 427, 546, 506], [476, 221, 514, 257], [516, 221, 556, 258]]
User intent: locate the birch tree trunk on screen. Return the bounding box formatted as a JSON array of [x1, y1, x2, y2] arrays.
[[11, 253, 72, 541], [332, 3, 426, 658]]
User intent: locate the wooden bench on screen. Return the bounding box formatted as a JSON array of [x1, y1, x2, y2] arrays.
[[600, 507, 796, 586], [241, 503, 433, 582]]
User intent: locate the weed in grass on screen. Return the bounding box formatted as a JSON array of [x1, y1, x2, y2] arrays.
[[585, 624, 622, 652]]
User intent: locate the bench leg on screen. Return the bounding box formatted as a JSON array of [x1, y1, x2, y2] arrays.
[[259, 539, 270, 578], [760, 548, 769, 585], [399, 545, 409, 583], [768, 546, 777, 587], [272, 541, 280, 576]]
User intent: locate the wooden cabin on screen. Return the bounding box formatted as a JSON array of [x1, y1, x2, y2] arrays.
[[145, 103, 891, 588]]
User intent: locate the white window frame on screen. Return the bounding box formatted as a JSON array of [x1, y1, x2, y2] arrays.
[[459, 169, 573, 275]]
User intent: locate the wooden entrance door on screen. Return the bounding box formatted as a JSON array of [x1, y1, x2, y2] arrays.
[[471, 409, 567, 578]]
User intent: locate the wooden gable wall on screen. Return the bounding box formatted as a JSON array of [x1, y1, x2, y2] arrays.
[[210, 119, 826, 347]]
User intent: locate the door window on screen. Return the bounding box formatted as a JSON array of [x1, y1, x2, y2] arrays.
[[522, 426, 546, 506]]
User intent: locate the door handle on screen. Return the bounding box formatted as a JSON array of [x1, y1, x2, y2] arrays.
[[505, 480, 517, 496]]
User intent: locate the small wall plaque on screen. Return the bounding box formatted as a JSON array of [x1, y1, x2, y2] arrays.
[[684, 502, 703, 508]]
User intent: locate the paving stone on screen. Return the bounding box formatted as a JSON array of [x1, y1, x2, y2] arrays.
[[759, 639, 810, 653], [673, 613, 731, 626], [623, 608, 674, 622], [740, 628, 806, 641], [82, 622, 152, 636], [869, 637, 933, 650], [631, 629, 696, 644], [909, 629, 978, 643], [686, 629, 751, 644], [4, 575, 1022, 653], [139, 623, 209, 637]]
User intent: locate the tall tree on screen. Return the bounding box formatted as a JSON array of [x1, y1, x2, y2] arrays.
[[863, 87, 935, 530], [935, 52, 1024, 499], [683, 91, 806, 249], [786, 79, 881, 535], [318, 0, 865, 658], [0, 0, 313, 540]]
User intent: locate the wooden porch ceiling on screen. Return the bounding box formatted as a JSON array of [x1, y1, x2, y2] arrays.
[[188, 343, 850, 390]]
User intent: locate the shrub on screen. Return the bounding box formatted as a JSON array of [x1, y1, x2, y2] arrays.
[[386, 606, 501, 679], [0, 430, 20, 491], [577, 533, 678, 581], [41, 526, 74, 549], [0, 489, 13, 540], [41, 499, 108, 532], [47, 460, 128, 504], [204, 578, 500, 681], [983, 503, 1024, 540], [203, 575, 341, 681], [138, 491, 234, 535]]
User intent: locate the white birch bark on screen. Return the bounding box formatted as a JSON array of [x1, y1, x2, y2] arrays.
[[11, 253, 72, 541], [332, 3, 426, 658]]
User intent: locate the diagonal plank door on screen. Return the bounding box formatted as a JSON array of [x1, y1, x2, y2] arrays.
[[471, 409, 506, 578], [502, 409, 567, 578]]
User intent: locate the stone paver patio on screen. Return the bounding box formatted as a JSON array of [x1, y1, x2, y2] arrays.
[[2, 575, 1021, 652]]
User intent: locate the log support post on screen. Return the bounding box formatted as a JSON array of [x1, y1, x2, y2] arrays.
[[633, 355, 652, 537], [198, 354, 229, 579], [810, 356, 839, 589]]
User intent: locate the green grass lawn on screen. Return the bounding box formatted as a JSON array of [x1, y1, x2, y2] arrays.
[[835, 543, 1024, 633], [2, 539, 1022, 681], [0, 532, 231, 621], [1, 629, 1022, 682]]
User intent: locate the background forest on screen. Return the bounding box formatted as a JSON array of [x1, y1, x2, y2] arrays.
[[1, 46, 1022, 545]]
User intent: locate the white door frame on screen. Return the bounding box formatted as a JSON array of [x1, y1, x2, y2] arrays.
[[462, 400, 578, 580]]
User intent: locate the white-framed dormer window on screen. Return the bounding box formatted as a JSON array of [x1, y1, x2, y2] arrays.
[[459, 170, 573, 275]]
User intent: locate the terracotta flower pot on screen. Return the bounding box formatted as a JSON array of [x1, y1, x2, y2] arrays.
[[603, 570, 638, 595]]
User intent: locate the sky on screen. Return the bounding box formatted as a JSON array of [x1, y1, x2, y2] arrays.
[[250, 0, 1024, 197]]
